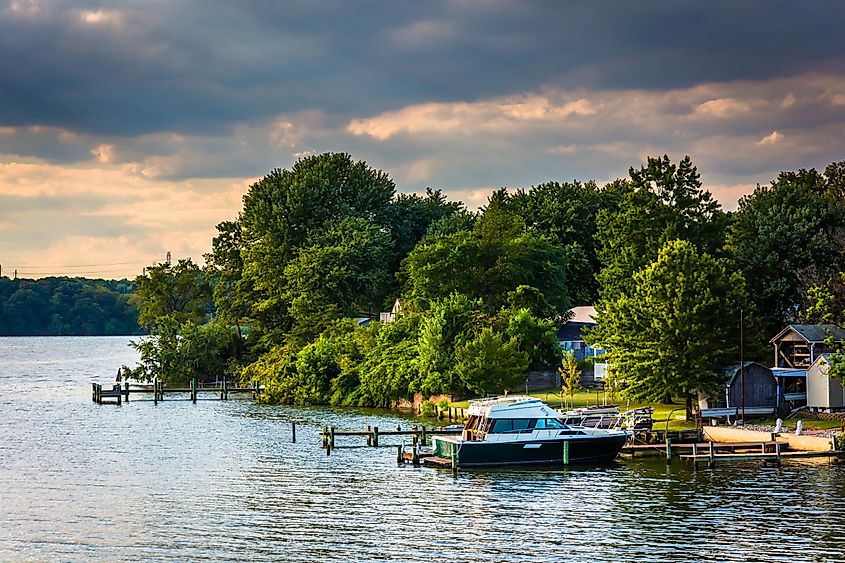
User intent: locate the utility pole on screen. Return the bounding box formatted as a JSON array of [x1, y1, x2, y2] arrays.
[[740, 308, 745, 425]]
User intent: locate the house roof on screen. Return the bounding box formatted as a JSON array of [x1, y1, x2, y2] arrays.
[[769, 324, 845, 344], [721, 362, 772, 386], [771, 367, 807, 378], [568, 305, 597, 324]]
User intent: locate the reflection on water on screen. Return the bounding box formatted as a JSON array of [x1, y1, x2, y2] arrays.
[[1, 337, 844, 562]]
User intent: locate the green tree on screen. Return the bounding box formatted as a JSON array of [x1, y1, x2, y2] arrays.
[[239, 153, 396, 332], [280, 217, 393, 345], [402, 204, 570, 314], [728, 161, 845, 340], [134, 259, 212, 327], [596, 155, 726, 300], [589, 240, 745, 417], [454, 327, 529, 395], [558, 351, 580, 408]]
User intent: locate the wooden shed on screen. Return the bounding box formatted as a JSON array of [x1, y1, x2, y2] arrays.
[[770, 324, 845, 368], [698, 362, 778, 413], [806, 354, 845, 412]]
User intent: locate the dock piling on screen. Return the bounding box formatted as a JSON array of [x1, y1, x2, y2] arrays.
[[562, 441, 570, 466], [292, 421, 296, 443], [709, 441, 715, 468], [665, 438, 672, 463], [372, 426, 379, 448]]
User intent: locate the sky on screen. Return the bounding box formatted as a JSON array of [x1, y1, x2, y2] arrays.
[[1, 0, 844, 279]]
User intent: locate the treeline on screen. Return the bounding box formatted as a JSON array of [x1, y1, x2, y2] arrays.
[[127, 153, 845, 410], [0, 277, 141, 336]]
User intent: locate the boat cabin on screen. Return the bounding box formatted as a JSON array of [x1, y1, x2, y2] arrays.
[[462, 396, 582, 441]]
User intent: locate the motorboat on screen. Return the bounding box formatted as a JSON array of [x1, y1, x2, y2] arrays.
[[431, 396, 629, 467]]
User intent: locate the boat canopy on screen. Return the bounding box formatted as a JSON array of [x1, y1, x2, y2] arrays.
[[467, 396, 565, 420]]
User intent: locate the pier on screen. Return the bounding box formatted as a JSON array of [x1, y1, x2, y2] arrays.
[[319, 425, 462, 457], [92, 379, 263, 405]]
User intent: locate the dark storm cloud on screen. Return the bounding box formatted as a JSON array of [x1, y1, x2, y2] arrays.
[[1, 0, 842, 136]]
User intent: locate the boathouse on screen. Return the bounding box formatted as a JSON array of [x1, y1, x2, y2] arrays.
[[698, 362, 778, 414], [770, 324, 845, 368], [806, 354, 845, 412], [557, 306, 607, 385]]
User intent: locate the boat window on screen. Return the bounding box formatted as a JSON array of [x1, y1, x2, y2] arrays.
[[490, 419, 513, 433], [511, 419, 530, 431]]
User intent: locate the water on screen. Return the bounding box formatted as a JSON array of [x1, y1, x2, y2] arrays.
[[1, 337, 844, 562]]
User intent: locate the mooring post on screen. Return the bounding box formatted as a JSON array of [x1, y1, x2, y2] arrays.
[[153, 379, 158, 405], [191, 378, 197, 403], [115, 385, 121, 406], [92, 383, 97, 403], [223, 378, 229, 400], [124, 381, 130, 403], [709, 441, 715, 468], [321, 426, 327, 449], [330, 426, 336, 450], [292, 421, 296, 444], [373, 426, 379, 448], [451, 443, 457, 473], [397, 444, 403, 464], [421, 426, 427, 447], [775, 442, 782, 466], [563, 440, 570, 466], [366, 425, 372, 447], [665, 438, 672, 463]]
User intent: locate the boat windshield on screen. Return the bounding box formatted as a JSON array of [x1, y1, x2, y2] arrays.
[[485, 417, 570, 433], [534, 418, 568, 429]]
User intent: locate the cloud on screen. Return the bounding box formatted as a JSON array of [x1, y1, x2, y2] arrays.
[[757, 131, 783, 145]]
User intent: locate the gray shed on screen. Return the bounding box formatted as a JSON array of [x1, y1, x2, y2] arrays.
[[699, 362, 778, 412], [806, 354, 845, 412]]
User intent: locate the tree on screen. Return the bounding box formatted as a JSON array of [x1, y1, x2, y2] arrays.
[[454, 327, 529, 395], [501, 180, 627, 303], [596, 155, 726, 300], [589, 240, 746, 417], [728, 161, 845, 340], [134, 258, 212, 327], [558, 351, 580, 408], [402, 203, 570, 314], [802, 271, 845, 381], [239, 153, 396, 332]]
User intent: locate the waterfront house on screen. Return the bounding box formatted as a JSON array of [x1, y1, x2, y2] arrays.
[[557, 305, 607, 385], [379, 299, 402, 323], [769, 324, 845, 368], [806, 354, 845, 412], [697, 362, 778, 414]]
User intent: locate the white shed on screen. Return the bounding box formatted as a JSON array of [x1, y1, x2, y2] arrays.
[[806, 354, 845, 412]]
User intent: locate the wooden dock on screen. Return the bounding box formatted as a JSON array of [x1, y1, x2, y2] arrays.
[[319, 425, 462, 456], [92, 379, 263, 405]]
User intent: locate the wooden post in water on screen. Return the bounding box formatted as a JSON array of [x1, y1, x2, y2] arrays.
[[775, 442, 782, 467], [322, 426, 328, 449], [708, 441, 716, 468], [562, 440, 570, 466], [366, 425, 372, 447], [372, 426, 379, 448], [115, 384, 121, 406], [124, 381, 130, 402], [329, 426, 336, 450], [292, 421, 296, 443], [397, 444, 403, 464], [665, 438, 672, 463], [421, 426, 427, 447], [191, 378, 197, 403], [412, 434, 420, 466], [451, 442, 457, 473], [153, 379, 158, 405], [92, 383, 97, 403]]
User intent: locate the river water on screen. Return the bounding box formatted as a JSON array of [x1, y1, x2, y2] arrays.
[[1, 337, 844, 562]]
